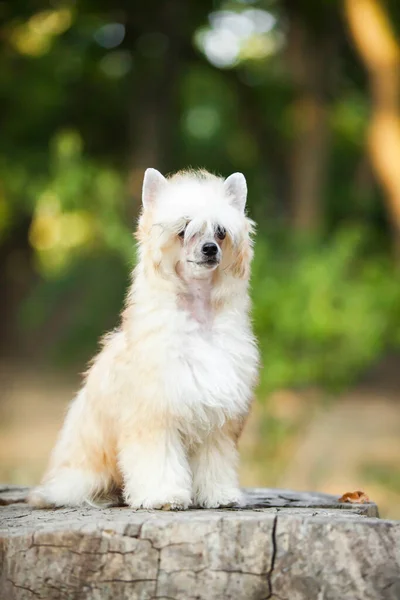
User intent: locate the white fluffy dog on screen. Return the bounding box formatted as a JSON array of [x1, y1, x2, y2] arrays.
[[29, 168, 259, 510]]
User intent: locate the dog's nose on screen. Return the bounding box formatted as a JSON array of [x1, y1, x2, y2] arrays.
[[202, 243, 218, 257]]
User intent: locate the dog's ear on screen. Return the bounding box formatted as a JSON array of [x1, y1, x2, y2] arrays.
[[142, 168, 167, 209], [224, 173, 247, 213]]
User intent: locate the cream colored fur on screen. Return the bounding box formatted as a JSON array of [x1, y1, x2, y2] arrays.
[[28, 168, 259, 510]]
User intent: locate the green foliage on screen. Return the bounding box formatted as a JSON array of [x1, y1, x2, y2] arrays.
[[2, 128, 132, 277], [252, 227, 400, 392]]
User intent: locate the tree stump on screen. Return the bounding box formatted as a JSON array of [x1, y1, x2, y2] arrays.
[[1, 485, 399, 599]]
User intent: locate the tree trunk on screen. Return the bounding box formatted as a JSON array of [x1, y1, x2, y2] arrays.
[[285, 13, 335, 233], [125, 0, 214, 214], [0, 215, 35, 358], [344, 0, 400, 255], [2, 485, 400, 600], [126, 13, 182, 212]]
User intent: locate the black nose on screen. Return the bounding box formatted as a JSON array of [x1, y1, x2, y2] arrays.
[[202, 242, 218, 257]]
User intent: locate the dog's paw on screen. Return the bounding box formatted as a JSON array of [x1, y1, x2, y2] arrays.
[[126, 490, 191, 511], [27, 487, 56, 509], [195, 487, 242, 509], [159, 501, 188, 511]]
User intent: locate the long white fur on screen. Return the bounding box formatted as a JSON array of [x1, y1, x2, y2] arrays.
[[28, 168, 259, 510]]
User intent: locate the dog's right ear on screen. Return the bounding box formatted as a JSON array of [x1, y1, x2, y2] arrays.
[[142, 168, 167, 209], [224, 172, 247, 213]]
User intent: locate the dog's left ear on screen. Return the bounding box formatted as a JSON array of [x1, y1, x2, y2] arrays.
[[224, 173, 247, 213], [142, 168, 168, 209]]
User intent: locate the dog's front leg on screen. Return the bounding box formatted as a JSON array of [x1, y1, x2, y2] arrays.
[[119, 426, 192, 510], [191, 425, 242, 508]]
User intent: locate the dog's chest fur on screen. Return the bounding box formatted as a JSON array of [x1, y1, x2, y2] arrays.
[[159, 290, 257, 434]]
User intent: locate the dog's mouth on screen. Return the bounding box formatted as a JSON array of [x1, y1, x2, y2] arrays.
[[188, 259, 219, 268]]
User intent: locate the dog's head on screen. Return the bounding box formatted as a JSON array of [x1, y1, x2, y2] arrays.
[[136, 168, 254, 283]]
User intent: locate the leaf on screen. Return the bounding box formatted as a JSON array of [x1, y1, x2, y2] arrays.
[[338, 490, 370, 504]]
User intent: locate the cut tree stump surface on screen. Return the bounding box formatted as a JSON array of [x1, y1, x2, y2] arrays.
[[1, 485, 399, 600]]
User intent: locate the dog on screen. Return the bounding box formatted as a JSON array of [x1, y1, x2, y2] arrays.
[[28, 168, 259, 510]]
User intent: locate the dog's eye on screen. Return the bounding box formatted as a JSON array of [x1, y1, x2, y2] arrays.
[[216, 226, 226, 241]]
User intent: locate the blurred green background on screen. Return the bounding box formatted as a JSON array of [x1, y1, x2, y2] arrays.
[[1, 0, 400, 517]]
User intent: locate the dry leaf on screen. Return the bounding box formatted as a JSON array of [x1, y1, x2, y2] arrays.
[[338, 490, 370, 504]]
